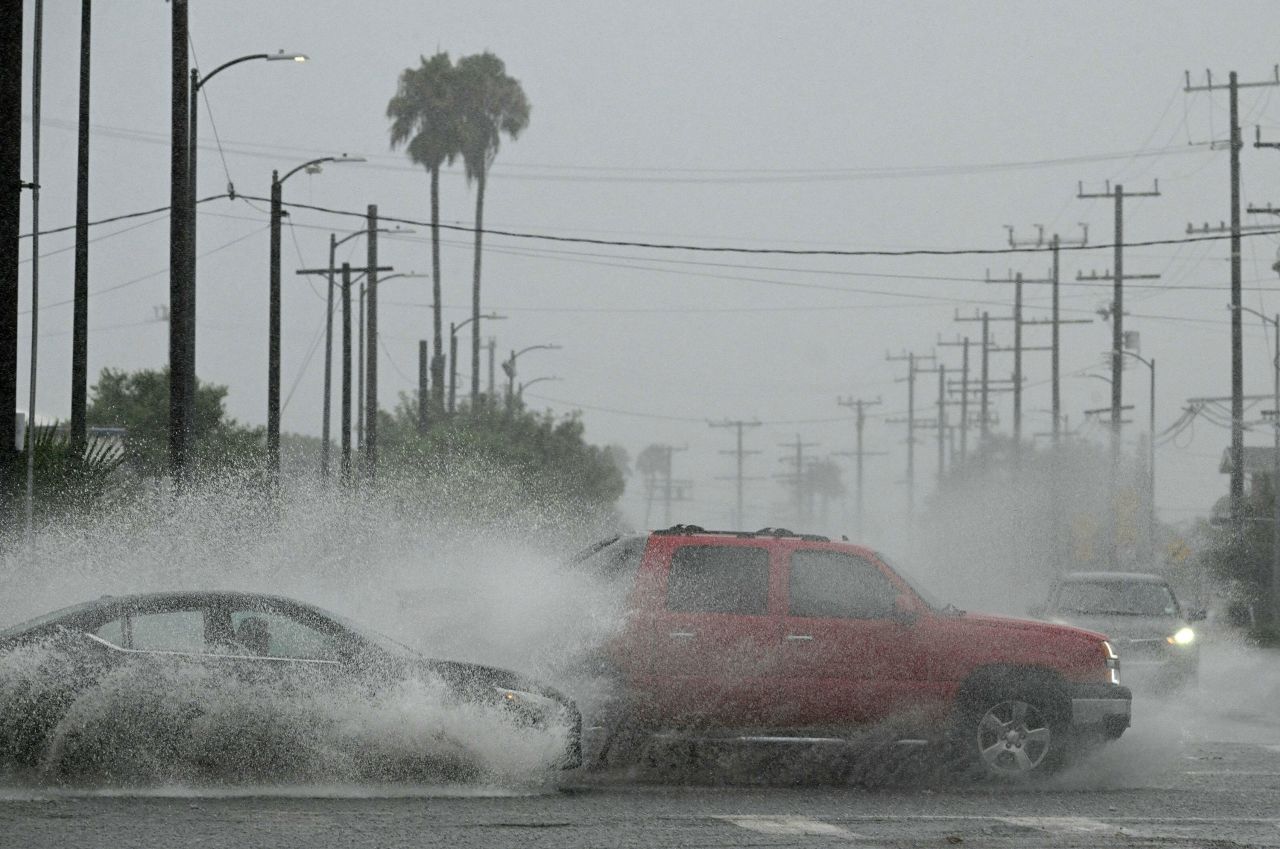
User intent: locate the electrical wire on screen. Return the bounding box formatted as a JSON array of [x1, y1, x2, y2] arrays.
[[240, 194, 1280, 258]]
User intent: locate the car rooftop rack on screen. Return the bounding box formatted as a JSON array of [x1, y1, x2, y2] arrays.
[[653, 524, 830, 542]]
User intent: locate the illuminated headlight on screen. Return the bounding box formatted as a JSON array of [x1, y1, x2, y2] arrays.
[[493, 687, 559, 725], [1102, 640, 1121, 685], [1167, 627, 1196, 646]]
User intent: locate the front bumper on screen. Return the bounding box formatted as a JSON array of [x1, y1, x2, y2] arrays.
[[1069, 682, 1132, 739]]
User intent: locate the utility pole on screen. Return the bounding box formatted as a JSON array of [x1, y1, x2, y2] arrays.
[[1184, 68, 1280, 526], [835, 397, 883, 539], [886, 351, 936, 522], [364, 205, 379, 480], [418, 340, 429, 433], [0, 0, 19, 479], [1006, 224, 1090, 444], [937, 337, 974, 462], [69, 0, 90, 450], [168, 0, 191, 483], [294, 257, 389, 478], [954, 310, 1020, 456], [296, 261, 392, 478], [778, 434, 820, 528], [655, 444, 688, 526], [487, 337, 496, 400], [709, 419, 762, 528], [936, 366, 947, 478], [1079, 180, 1160, 560], [340, 263, 353, 483], [1077, 181, 1160, 466], [983, 271, 1035, 459]]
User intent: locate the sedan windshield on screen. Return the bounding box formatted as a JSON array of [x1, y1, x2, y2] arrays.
[[1056, 581, 1178, 617]]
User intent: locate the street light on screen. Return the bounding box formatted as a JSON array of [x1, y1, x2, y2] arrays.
[[1117, 348, 1156, 567], [185, 51, 306, 470], [517, 376, 561, 400], [503, 344, 562, 409], [171, 49, 308, 481], [355, 272, 427, 446], [1233, 303, 1280, 625], [448, 314, 507, 413], [268, 154, 362, 481]]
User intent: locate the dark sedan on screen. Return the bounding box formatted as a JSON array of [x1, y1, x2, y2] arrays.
[[0, 591, 581, 783]]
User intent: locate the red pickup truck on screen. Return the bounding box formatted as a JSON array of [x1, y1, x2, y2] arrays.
[[575, 526, 1130, 778]]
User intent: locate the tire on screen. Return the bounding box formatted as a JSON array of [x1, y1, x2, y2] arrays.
[[956, 683, 1069, 780]]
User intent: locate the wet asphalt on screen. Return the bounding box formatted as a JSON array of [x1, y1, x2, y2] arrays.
[[2, 646, 1278, 848]]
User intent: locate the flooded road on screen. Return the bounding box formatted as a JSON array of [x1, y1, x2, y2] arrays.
[[3, 646, 1278, 848]]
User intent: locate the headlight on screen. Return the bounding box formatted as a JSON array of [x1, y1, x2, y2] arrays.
[[493, 687, 560, 725], [1167, 627, 1196, 646]]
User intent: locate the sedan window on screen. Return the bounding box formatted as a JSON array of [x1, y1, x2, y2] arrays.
[[129, 610, 208, 653], [788, 550, 898, 619], [226, 610, 340, 661]]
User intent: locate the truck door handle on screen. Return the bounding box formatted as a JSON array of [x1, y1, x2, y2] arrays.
[[786, 634, 814, 642], [668, 631, 695, 640]]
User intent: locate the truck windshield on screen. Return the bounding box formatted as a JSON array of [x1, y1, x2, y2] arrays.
[[1056, 581, 1178, 617]]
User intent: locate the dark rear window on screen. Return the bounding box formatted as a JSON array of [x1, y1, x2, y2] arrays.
[[666, 545, 769, 615]]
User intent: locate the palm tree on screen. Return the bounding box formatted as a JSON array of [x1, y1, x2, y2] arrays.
[[387, 52, 460, 410], [456, 52, 530, 403]]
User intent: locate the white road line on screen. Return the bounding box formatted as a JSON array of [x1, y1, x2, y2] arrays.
[[999, 817, 1127, 835], [715, 815, 861, 838]]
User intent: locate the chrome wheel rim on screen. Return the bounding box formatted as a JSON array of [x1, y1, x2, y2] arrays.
[[976, 699, 1051, 775]]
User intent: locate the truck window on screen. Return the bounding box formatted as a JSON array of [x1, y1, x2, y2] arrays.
[[788, 550, 898, 619], [666, 545, 769, 615]]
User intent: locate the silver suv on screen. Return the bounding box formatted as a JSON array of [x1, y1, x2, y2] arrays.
[[1034, 572, 1203, 692]]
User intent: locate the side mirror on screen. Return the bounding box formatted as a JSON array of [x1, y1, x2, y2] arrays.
[[1188, 608, 1208, 622]]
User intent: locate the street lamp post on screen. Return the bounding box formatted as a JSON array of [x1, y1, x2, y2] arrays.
[[186, 51, 305, 472], [448, 313, 506, 413], [353, 271, 426, 457], [1237, 304, 1280, 625], [517, 376, 561, 401], [503, 344, 562, 409], [1118, 349, 1156, 567], [268, 155, 361, 482]]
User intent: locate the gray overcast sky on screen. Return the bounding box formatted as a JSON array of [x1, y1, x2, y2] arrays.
[[14, 1, 1280, 538]]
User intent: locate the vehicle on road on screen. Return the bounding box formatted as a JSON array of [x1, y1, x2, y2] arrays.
[[573, 526, 1130, 779], [1032, 571, 1203, 692], [0, 591, 581, 781]]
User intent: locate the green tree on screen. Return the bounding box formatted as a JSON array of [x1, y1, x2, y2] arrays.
[[86, 367, 263, 477], [456, 52, 530, 402], [378, 393, 625, 519], [387, 52, 461, 412]]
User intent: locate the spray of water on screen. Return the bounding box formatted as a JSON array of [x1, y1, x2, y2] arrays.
[[0, 458, 629, 790]]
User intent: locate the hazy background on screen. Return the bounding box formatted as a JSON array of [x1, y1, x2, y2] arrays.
[[13, 0, 1280, 543]]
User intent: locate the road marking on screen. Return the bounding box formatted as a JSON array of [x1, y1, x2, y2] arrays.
[[999, 817, 1122, 835], [715, 815, 860, 838]]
